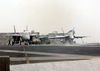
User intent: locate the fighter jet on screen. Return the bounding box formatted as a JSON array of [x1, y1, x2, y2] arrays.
[[48, 28, 89, 44], [8, 25, 37, 45]]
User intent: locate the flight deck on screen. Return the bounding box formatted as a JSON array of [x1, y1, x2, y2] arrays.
[[0, 44, 100, 65]]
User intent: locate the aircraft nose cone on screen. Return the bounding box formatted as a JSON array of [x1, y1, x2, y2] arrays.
[[27, 36, 30, 40], [24, 35, 30, 40], [70, 36, 74, 39]]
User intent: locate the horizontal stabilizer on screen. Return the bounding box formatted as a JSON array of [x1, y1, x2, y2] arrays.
[[74, 35, 90, 38]]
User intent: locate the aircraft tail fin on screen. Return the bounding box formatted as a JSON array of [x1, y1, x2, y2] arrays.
[[73, 27, 74, 31], [72, 27, 75, 35], [61, 28, 65, 36], [26, 25, 28, 31], [13, 25, 16, 34]]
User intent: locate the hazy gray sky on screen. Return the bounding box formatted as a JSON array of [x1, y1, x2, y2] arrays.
[[0, 0, 100, 43]]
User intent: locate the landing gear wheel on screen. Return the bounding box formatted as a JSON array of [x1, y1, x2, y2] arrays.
[[25, 43, 28, 45], [20, 41, 22, 45], [12, 42, 14, 45]]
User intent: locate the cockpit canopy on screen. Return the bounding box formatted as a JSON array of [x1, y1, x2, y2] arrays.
[[67, 30, 75, 35]]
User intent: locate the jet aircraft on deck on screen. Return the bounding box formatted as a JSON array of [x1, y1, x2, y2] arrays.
[[49, 28, 89, 44], [8, 25, 38, 45]]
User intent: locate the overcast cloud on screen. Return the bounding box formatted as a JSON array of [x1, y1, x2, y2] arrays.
[[0, 0, 100, 43]]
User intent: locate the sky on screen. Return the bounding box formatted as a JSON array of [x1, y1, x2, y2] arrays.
[[0, 0, 100, 43]]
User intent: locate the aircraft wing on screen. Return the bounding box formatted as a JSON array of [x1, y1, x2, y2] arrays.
[[74, 35, 89, 38], [49, 35, 69, 39], [6, 34, 21, 37], [39, 35, 48, 38]]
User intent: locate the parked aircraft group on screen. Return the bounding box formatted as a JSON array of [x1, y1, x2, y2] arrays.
[[7, 26, 89, 45]]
